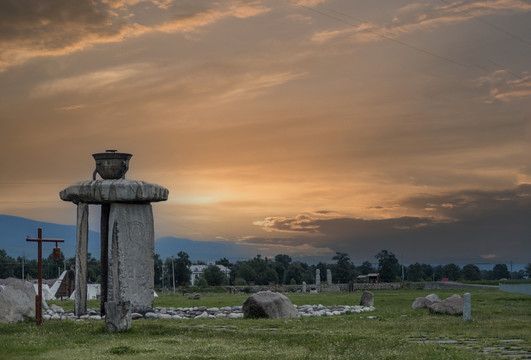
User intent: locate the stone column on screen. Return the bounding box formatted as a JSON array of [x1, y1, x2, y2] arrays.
[[100, 203, 110, 315], [75, 202, 89, 316], [107, 203, 154, 313], [463, 293, 471, 322], [302, 281, 307, 293], [316, 269, 320, 287], [327, 269, 332, 285]]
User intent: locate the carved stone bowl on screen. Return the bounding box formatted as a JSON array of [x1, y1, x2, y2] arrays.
[[92, 151, 132, 180]]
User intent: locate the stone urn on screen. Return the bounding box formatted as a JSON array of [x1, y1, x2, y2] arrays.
[[92, 150, 132, 180]]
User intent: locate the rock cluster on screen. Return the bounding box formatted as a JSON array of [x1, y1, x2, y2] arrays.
[[412, 293, 464, 315], [40, 303, 375, 321]]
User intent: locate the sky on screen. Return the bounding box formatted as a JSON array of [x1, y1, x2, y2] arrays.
[[0, 0, 530, 264]]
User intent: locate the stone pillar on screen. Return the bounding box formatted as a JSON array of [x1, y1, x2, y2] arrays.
[[302, 281, 306, 293], [107, 203, 154, 313], [327, 269, 332, 285], [75, 202, 88, 316], [316, 269, 320, 287], [100, 203, 110, 315], [463, 293, 471, 322], [105, 301, 132, 333]]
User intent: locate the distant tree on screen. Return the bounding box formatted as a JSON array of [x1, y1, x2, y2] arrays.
[[174, 251, 192, 285], [273, 254, 292, 284], [284, 262, 305, 284], [263, 268, 279, 284], [358, 261, 375, 275], [526, 263, 531, 278], [234, 277, 247, 286], [237, 263, 257, 283], [0, 250, 16, 278], [406, 263, 423, 282], [421, 264, 434, 281], [154, 253, 163, 287], [442, 263, 461, 281], [462, 264, 482, 281], [203, 265, 225, 286], [332, 252, 354, 283], [195, 276, 207, 287], [492, 264, 510, 280], [375, 250, 400, 282], [215, 257, 231, 268]]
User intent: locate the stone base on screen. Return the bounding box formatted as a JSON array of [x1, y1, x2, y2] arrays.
[[105, 301, 132, 333]]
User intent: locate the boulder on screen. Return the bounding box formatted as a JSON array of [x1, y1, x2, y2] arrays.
[[425, 293, 441, 303], [428, 294, 463, 315], [412, 297, 432, 309], [360, 291, 374, 307], [0, 280, 36, 323], [242, 291, 299, 319]]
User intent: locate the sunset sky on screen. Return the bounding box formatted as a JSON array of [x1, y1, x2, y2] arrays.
[[1, 0, 530, 264]]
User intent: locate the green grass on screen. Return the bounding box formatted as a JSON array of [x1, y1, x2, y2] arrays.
[[2, 289, 530, 359]]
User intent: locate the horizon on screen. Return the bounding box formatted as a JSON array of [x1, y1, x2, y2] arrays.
[[1, 0, 530, 264]]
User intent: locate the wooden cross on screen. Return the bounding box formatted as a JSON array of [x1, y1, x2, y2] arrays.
[[26, 228, 64, 326]]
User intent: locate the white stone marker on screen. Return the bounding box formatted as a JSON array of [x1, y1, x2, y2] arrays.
[[463, 293, 471, 322], [326, 269, 332, 285], [316, 269, 320, 287]]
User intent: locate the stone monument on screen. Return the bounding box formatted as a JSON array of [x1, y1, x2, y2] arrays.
[[315, 269, 320, 287], [326, 269, 332, 285], [60, 151, 168, 320]]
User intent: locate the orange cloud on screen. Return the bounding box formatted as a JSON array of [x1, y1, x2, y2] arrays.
[[312, 0, 531, 45], [0, 0, 269, 71], [474, 70, 531, 102]]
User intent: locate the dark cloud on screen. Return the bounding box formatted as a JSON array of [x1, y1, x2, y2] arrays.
[[253, 184, 531, 263]]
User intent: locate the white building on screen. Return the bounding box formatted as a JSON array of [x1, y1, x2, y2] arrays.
[[190, 264, 230, 285]]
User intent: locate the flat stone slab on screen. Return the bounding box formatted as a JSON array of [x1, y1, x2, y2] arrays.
[[60, 180, 168, 204]]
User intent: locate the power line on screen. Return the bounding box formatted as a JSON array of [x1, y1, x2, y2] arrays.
[[437, 0, 531, 46], [294, 3, 470, 69]]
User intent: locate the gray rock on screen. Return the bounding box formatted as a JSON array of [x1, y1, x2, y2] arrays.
[[131, 312, 144, 320], [0, 280, 36, 323], [105, 301, 131, 333], [51, 313, 61, 320], [242, 291, 300, 319], [425, 293, 441, 303], [159, 314, 172, 320], [412, 297, 432, 309], [50, 304, 64, 313], [429, 294, 463, 315], [360, 291, 374, 307], [145, 312, 158, 319]]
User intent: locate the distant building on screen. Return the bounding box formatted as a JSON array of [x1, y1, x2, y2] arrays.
[[190, 264, 230, 285], [356, 273, 380, 283]]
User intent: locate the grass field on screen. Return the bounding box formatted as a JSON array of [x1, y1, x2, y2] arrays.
[[0, 289, 529, 359]]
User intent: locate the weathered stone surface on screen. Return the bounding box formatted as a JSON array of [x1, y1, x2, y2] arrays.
[[316, 269, 320, 286], [412, 297, 432, 309], [463, 293, 471, 322], [243, 291, 300, 319], [107, 203, 154, 314], [326, 269, 332, 285], [425, 293, 441, 303], [60, 180, 168, 204], [429, 294, 464, 315], [105, 301, 132, 332], [75, 202, 89, 316], [0, 280, 35, 323], [360, 291, 374, 307]]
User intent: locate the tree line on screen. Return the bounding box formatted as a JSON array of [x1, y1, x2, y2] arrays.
[[1, 248, 529, 286]]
